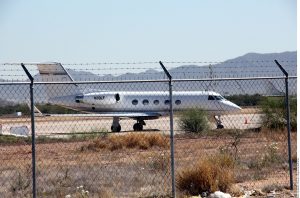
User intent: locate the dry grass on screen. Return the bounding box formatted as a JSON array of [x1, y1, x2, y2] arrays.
[[176, 153, 234, 196], [81, 133, 169, 152], [0, 129, 296, 197]]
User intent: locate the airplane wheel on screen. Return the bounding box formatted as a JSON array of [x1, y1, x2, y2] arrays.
[[111, 124, 121, 132], [133, 123, 143, 131], [217, 124, 224, 129]]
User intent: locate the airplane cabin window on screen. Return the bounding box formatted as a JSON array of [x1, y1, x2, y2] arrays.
[[143, 99, 149, 105], [164, 100, 170, 105], [132, 99, 138, 105], [153, 100, 159, 105], [115, 93, 120, 102], [175, 100, 181, 105], [208, 95, 215, 100]]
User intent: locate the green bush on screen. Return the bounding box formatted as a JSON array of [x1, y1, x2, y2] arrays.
[[261, 97, 297, 131], [0, 104, 30, 116], [0, 103, 78, 116], [226, 94, 265, 106], [178, 109, 209, 133]]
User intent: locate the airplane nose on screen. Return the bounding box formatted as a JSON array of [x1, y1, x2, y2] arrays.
[[229, 102, 242, 111], [233, 103, 241, 110], [222, 101, 241, 111]]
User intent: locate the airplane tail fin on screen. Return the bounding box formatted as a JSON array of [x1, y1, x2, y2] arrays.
[[37, 63, 81, 100]]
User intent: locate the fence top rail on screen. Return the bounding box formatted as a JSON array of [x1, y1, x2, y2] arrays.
[[173, 76, 297, 82], [0, 81, 31, 85], [0, 76, 296, 85]]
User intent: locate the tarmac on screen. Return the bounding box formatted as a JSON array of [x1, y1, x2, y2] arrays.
[[0, 111, 262, 136]]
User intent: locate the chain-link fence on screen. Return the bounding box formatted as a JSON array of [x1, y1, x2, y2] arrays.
[[0, 60, 297, 197]]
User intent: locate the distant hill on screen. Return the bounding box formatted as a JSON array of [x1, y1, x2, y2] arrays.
[[64, 51, 296, 81], [0, 51, 297, 103]]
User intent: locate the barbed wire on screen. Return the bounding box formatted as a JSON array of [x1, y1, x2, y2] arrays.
[[0, 64, 296, 72], [0, 60, 297, 66]]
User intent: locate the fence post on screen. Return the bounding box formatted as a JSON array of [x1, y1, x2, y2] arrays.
[[21, 63, 37, 198], [159, 61, 176, 197], [274, 60, 293, 190]]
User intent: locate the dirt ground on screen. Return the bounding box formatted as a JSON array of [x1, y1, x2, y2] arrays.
[[0, 129, 297, 197]]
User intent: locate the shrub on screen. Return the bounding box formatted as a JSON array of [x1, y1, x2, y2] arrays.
[[176, 154, 234, 195], [0, 104, 30, 116], [179, 109, 209, 133], [261, 97, 297, 131], [226, 94, 264, 106], [261, 142, 283, 166], [81, 133, 168, 152]]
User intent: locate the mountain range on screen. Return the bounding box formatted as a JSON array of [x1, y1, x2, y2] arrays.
[[0, 51, 297, 104]]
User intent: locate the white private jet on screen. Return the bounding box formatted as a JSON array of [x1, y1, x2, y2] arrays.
[[35, 63, 241, 132]]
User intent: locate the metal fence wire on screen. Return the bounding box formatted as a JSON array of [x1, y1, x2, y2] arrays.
[[0, 60, 297, 197]]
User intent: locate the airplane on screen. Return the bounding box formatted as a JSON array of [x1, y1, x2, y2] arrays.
[[35, 62, 241, 132]]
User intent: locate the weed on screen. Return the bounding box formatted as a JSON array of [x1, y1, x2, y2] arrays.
[[63, 185, 114, 198], [150, 153, 170, 171], [261, 142, 282, 166], [261, 97, 297, 131], [176, 153, 234, 195], [10, 172, 31, 194], [10, 165, 31, 196], [262, 184, 285, 193], [219, 130, 243, 161], [146, 133, 167, 148], [81, 133, 168, 152]]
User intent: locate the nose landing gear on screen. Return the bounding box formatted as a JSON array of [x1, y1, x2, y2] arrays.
[[111, 117, 121, 132], [214, 115, 224, 129]]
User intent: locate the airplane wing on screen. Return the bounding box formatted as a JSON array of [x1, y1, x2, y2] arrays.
[[45, 112, 164, 120]]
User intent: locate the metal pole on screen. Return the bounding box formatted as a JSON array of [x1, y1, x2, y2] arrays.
[[21, 63, 37, 197], [274, 60, 293, 190], [159, 61, 176, 197]]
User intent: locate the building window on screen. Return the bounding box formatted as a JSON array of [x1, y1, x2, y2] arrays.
[[143, 99, 149, 105], [175, 100, 181, 105], [164, 100, 170, 105], [153, 100, 159, 105], [132, 99, 138, 105]]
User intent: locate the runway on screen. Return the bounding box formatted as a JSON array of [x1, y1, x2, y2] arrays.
[[0, 112, 263, 136]]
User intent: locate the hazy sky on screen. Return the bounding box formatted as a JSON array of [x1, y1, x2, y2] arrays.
[[0, 0, 297, 63]]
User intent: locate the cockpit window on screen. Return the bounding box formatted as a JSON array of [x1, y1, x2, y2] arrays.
[[215, 96, 224, 100], [208, 95, 215, 100], [75, 95, 84, 103], [208, 95, 224, 101]]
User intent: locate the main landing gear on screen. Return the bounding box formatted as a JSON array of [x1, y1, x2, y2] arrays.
[[214, 115, 224, 129], [111, 117, 146, 132], [133, 120, 145, 131]]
